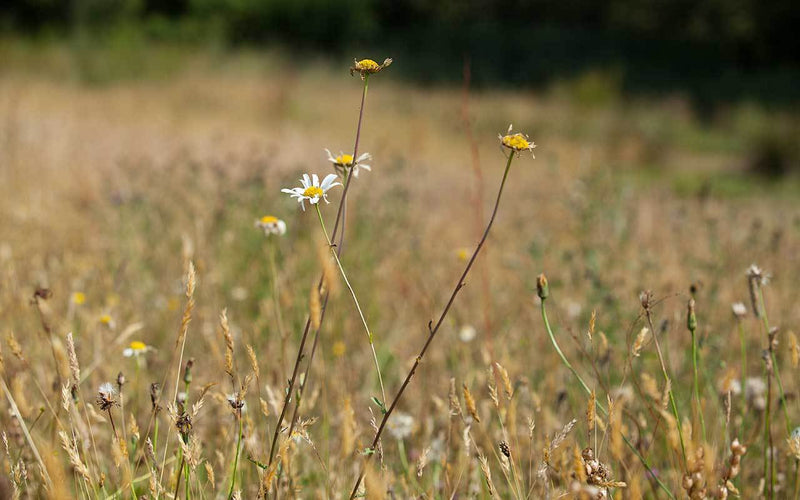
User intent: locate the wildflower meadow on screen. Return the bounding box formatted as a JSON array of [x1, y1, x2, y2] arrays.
[[1, 46, 799, 499]]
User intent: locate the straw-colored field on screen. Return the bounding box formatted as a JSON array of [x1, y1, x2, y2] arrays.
[[1, 45, 799, 498]]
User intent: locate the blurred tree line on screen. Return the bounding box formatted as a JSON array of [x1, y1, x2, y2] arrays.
[[2, 0, 799, 105]]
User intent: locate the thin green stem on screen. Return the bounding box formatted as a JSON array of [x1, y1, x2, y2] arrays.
[[691, 329, 707, 442], [228, 414, 243, 498], [540, 299, 676, 499], [644, 307, 687, 468], [314, 204, 386, 403], [348, 153, 516, 499]]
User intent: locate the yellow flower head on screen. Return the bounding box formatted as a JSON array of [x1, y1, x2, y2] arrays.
[[100, 314, 112, 325], [303, 186, 325, 198], [325, 149, 373, 178], [350, 58, 393, 79], [499, 124, 536, 157], [124, 341, 148, 358], [255, 215, 287, 236], [260, 215, 278, 224], [72, 292, 86, 305], [336, 154, 354, 166]]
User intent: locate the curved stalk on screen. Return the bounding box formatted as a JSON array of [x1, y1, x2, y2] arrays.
[[349, 153, 515, 499], [314, 204, 386, 403]]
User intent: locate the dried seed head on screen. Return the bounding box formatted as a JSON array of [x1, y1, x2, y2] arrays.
[[97, 383, 117, 411], [65, 332, 80, 385], [246, 345, 259, 379], [731, 302, 747, 318], [499, 441, 511, 459], [150, 383, 162, 413], [639, 290, 652, 310], [463, 383, 480, 423], [220, 309, 234, 380], [632, 327, 649, 357], [493, 363, 513, 400]]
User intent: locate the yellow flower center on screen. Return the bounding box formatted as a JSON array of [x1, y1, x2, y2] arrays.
[[100, 314, 112, 324], [336, 154, 354, 166], [72, 292, 86, 305], [260, 215, 278, 224], [303, 186, 324, 198], [502, 133, 530, 150], [129, 341, 147, 351], [357, 59, 380, 71]]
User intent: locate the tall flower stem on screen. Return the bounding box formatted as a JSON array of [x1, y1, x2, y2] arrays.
[[643, 303, 688, 468], [228, 412, 243, 498], [268, 75, 369, 467], [315, 204, 386, 403], [349, 152, 515, 499], [737, 319, 747, 439], [758, 288, 791, 437], [690, 329, 707, 442], [540, 295, 675, 499]]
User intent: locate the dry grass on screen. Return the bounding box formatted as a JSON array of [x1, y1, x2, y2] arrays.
[[0, 47, 799, 498]]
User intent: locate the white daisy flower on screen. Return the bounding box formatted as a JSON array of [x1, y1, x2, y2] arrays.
[[281, 173, 341, 211], [324, 149, 372, 177], [123, 341, 149, 358], [255, 215, 287, 236]]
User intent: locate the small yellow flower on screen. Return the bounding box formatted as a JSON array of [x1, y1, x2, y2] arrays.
[[255, 215, 287, 236], [72, 292, 86, 305], [99, 314, 116, 329], [332, 341, 346, 358], [124, 341, 149, 358], [499, 124, 536, 157], [456, 248, 469, 262], [350, 58, 393, 79], [325, 149, 372, 177]]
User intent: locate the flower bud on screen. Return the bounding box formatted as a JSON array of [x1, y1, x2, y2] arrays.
[[536, 274, 549, 300], [687, 299, 697, 332]]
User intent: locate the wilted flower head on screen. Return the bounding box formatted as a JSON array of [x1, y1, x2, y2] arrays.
[[499, 125, 536, 157], [123, 341, 149, 358], [386, 412, 414, 440], [747, 264, 770, 286], [350, 58, 392, 79], [255, 216, 287, 236], [281, 173, 341, 211], [731, 302, 747, 318], [97, 383, 117, 411], [325, 149, 372, 177], [227, 393, 246, 413]]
